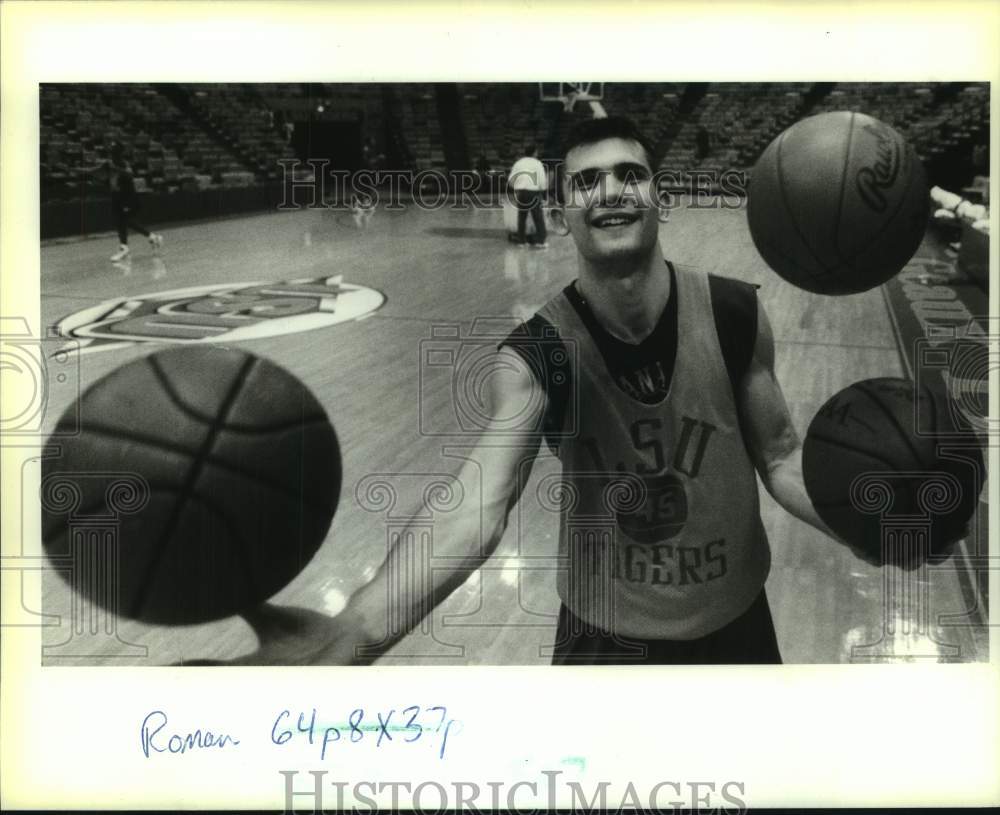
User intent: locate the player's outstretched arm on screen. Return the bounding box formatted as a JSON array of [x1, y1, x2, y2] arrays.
[[735, 301, 969, 569], [738, 299, 839, 541], [339, 346, 546, 662], [178, 348, 548, 666]]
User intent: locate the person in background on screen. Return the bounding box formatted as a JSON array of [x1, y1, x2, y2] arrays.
[[350, 191, 376, 229], [695, 125, 710, 161], [931, 184, 989, 235], [508, 143, 548, 249], [74, 141, 163, 262], [475, 153, 492, 193]]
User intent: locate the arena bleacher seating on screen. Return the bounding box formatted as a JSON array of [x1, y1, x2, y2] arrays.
[[40, 81, 990, 208]]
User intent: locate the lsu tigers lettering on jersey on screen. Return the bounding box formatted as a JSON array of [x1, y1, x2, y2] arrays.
[[532, 264, 770, 639]]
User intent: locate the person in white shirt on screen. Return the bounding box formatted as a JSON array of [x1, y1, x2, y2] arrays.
[[508, 144, 548, 248]]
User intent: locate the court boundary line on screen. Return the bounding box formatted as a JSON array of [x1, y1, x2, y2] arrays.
[[879, 254, 989, 644]]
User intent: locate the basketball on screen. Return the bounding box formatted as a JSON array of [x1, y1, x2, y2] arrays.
[[41, 346, 342, 625], [747, 111, 930, 295], [802, 377, 982, 565]]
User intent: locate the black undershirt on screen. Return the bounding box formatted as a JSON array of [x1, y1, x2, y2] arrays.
[[501, 263, 759, 452], [563, 260, 680, 405]]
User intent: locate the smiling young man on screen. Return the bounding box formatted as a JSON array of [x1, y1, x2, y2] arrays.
[[485, 116, 836, 663], [189, 117, 836, 667]]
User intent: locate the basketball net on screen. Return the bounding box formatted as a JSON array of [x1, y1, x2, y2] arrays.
[[562, 92, 608, 118]]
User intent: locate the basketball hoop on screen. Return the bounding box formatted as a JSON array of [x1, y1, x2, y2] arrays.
[[540, 81, 605, 117], [566, 82, 596, 99]]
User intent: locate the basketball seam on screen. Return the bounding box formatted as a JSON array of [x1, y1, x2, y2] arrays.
[[852, 381, 929, 470], [805, 433, 901, 471], [134, 485, 262, 623], [69, 421, 336, 516], [754, 232, 830, 292], [51, 484, 255, 619], [220, 415, 331, 435], [132, 355, 259, 619], [811, 497, 896, 509], [179, 489, 263, 610], [147, 353, 237, 427], [774, 130, 838, 280], [147, 353, 329, 434], [831, 111, 856, 270]]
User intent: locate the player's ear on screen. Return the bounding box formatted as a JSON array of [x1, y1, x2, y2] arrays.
[[547, 163, 571, 236], [653, 178, 671, 223]]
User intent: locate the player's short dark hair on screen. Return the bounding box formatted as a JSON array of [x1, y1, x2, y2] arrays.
[[524, 143, 538, 157], [560, 116, 655, 168], [551, 116, 657, 204]]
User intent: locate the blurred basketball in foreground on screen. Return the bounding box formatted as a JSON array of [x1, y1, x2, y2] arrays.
[[802, 377, 982, 566], [748, 111, 929, 295], [42, 346, 341, 624]]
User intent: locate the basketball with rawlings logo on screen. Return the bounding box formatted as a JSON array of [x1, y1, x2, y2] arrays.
[[747, 111, 929, 295]]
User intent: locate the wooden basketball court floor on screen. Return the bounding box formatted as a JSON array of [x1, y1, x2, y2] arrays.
[[36, 198, 987, 665]]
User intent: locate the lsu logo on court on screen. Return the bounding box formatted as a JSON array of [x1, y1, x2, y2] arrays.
[[53, 275, 386, 354]]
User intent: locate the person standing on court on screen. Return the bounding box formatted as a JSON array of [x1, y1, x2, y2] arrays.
[[74, 141, 163, 262], [508, 143, 548, 248], [191, 116, 847, 668]]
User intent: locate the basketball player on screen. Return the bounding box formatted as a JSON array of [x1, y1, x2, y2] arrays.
[[350, 191, 376, 229], [74, 142, 163, 261], [186, 116, 869, 669]]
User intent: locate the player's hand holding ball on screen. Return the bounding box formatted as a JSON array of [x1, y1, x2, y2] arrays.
[[176, 603, 379, 666], [802, 377, 983, 569], [747, 112, 976, 568]]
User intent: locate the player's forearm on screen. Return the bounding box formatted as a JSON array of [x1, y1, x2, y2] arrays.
[[763, 446, 840, 541], [342, 499, 508, 660]]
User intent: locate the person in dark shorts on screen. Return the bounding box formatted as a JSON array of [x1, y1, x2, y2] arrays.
[[75, 141, 162, 262], [508, 143, 548, 248], [186, 117, 845, 667]]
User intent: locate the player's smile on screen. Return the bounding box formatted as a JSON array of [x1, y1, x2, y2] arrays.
[[561, 137, 660, 262], [590, 210, 642, 229]]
